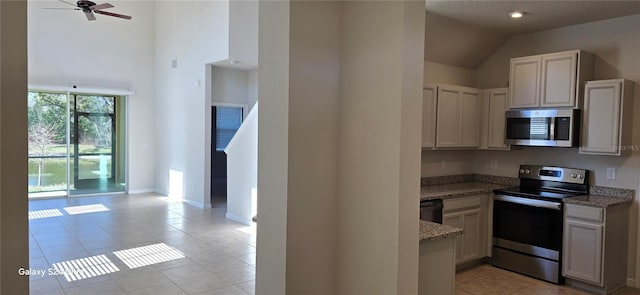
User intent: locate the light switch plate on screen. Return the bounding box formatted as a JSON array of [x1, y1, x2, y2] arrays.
[[606, 168, 616, 180]]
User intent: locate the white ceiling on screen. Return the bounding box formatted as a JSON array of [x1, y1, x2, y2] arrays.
[[425, 0, 640, 69]]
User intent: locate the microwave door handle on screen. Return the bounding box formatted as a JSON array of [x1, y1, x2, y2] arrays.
[[549, 117, 555, 140]]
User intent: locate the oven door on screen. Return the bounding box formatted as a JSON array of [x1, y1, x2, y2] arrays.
[[493, 195, 563, 256]]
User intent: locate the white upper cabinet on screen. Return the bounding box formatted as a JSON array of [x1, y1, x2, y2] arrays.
[[479, 88, 509, 150], [435, 85, 481, 148], [460, 89, 480, 147], [422, 85, 437, 148], [509, 50, 593, 109], [540, 52, 577, 106], [509, 56, 540, 108], [579, 79, 634, 156]]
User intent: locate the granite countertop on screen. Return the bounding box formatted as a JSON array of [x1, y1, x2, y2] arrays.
[[563, 186, 634, 208], [563, 195, 632, 208], [420, 182, 507, 201], [419, 221, 463, 243]]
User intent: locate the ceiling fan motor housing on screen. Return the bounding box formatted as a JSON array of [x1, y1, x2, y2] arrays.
[[77, 0, 96, 12]]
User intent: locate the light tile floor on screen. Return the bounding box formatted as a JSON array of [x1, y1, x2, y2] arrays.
[[457, 264, 640, 295], [29, 193, 256, 295], [30, 193, 640, 295]]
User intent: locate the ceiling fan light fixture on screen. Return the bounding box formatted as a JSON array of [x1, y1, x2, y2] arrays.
[[510, 11, 524, 19]]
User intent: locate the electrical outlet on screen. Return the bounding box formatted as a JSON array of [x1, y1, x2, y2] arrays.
[[441, 160, 447, 170], [490, 160, 498, 169], [606, 168, 616, 180]]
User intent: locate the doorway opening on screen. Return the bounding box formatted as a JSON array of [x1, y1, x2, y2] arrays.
[[211, 104, 245, 208]]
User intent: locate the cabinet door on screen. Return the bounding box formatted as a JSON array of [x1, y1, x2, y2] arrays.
[[487, 88, 509, 149], [459, 89, 480, 147], [422, 86, 437, 148], [579, 81, 622, 155], [462, 209, 482, 262], [563, 219, 603, 285], [540, 52, 578, 107], [509, 56, 540, 108], [443, 212, 464, 262], [436, 86, 460, 147]]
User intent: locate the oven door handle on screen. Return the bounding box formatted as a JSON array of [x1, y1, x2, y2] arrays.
[[494, 194, 562, 210]]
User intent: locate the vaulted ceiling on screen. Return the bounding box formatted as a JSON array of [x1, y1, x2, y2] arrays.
[[425, 0, 640, 69]]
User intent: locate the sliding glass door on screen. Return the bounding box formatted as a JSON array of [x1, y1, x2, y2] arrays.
[[28, 91, 126, 198]]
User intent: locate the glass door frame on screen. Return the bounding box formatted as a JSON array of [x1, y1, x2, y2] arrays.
[[28, 86, 130, 198]]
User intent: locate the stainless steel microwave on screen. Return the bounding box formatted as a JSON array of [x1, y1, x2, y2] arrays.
[[505, 109, 580, 147]]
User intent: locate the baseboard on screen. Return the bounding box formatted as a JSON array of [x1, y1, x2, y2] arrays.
[[127, 188, 156, 194], [225, 213, 252, 225], [182, 198, 210, 209], [627, 277, 636, 287]]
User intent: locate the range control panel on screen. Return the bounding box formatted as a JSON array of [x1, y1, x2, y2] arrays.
[[519, 165, 587, 184]]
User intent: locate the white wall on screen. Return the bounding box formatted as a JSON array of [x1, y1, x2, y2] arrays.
[[0, 0, 29, 293], [211, 66, 257, 111], [229, 0, 258, 66], [225, 104, 258, 225], [286, 2, 341, 292], [256, 1, 424, 294], [337, 1, 423, 294], [475, 14, 640, 284], [248, 69, 258, 110], [255, 0, 289, 293], [154, 0, 229, 208], [424, 61, 477, 87], [27, 0, 156, 192], [421, 150, 475, 177]]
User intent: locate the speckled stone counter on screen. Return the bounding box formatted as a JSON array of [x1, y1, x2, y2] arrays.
[[563, 195, 632, 208], [563, 186, 634, 208], [419, 221, 463, 244], [420, 182, 507, 201]]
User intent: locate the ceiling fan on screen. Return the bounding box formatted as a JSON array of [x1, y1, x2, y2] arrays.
[[44, 0, 132, 21]]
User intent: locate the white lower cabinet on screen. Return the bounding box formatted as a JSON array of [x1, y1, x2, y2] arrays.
[[563, 203, 629, 294], [443, 194, 487, 266], [418, 238, 456, 295], [563, 219, 603, 283]]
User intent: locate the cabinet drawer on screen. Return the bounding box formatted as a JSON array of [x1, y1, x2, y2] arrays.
[[565, 204, 603, 223], [444, 195, 483, 212]]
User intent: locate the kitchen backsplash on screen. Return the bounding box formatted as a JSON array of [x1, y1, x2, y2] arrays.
[[421, 174, 518, 187]]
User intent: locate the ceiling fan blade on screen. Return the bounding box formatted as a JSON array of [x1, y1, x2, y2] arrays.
[[85, 11, 96, 21], [94, 10, 132, 20], [58, 0, 77, 7], [43, 7, 80, 10], [90, 3, 114, 10]]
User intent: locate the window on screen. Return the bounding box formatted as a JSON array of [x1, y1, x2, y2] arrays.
[[215, 107, 243, 151]]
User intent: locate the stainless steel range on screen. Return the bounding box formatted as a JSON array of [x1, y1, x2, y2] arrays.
[[492, 165, 589, 284]]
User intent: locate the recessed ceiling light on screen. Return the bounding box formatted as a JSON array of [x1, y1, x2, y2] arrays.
[[510, 11, 524, 19]]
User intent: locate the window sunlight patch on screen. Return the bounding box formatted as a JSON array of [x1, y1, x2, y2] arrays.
[[28, 209, 64, 220], [63, 204, 109, 215], [52, 254, 119, 282], [236, 223, 256, 234], [113, 243, 185, 269], [168, 169, 184, 201]]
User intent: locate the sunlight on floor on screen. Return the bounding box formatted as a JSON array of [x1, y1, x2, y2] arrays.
[[28, 209, 64, 220], [113, 243, 185, 269], [236, 223, 256, 234], [52, 254, 120, 282], [63, 204, 110, 215]]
